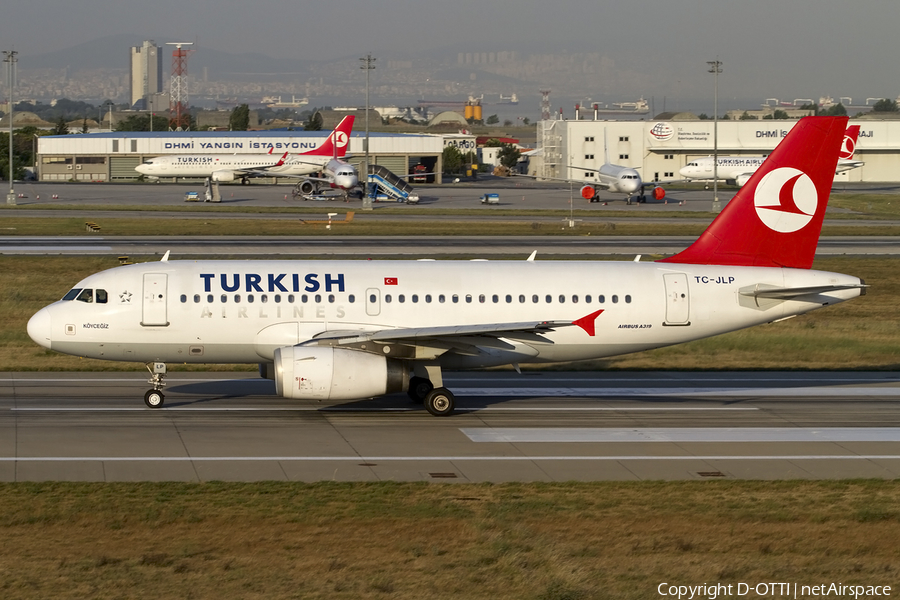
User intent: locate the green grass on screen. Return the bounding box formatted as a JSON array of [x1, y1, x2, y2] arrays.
[[0, 481, 899, 599], [3, 215, 900, 237]]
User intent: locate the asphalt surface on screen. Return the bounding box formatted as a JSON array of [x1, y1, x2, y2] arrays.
[[3, 371, 900, 482]]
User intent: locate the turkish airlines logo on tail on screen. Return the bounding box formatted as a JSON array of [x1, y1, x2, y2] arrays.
[[753, 167, 818, 233], [840, 134, 856, 160], [334, 131, 349, 148]]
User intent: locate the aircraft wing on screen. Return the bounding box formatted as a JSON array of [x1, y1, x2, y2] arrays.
[[302, 311, 603, 359], [228, 152, 292, 177], [510, 172, 612, 189]]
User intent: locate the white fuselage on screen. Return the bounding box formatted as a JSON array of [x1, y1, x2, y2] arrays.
[[27, 259, 862, 369], [596, 163, 643, 194], [135, 154, 328, 180], [681, 156, 860, 187]]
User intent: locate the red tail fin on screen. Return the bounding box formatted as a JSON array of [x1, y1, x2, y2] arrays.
[[840, 125, 860, 160], [659, 116, 848, 269], [300, 115, 355, 158]]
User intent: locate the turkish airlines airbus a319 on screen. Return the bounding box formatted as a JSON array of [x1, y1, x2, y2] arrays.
[[29, 116, 864, 416]]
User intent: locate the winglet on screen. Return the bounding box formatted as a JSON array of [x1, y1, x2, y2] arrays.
[[573, 309, 604, 336], [274, 151, 289, 167]]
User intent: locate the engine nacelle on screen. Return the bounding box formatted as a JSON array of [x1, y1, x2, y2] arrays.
[[211, 170, 236, 182], [735, 174, 752, 187], [580, 185, 597, 200], [652, 186, 665, 201], [274, 346, 407, 401], [299, 180, 317, 195]]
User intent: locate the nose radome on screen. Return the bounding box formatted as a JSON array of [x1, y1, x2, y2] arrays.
[[27, 307, 52, 350]]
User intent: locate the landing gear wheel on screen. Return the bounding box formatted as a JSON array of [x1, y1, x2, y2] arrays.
[[424, 387, 455, 417], [144, 389, 165, 409], [407, 376, 434, 404]]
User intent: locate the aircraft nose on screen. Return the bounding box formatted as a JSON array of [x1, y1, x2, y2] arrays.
[[337, 175, 358, 189], [27, 307, 52, 350]]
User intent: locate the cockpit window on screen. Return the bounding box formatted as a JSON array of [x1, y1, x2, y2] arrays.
[[76, 289, 94, 303], [62, 288, 82, 301], [96, 289, 108, 304]]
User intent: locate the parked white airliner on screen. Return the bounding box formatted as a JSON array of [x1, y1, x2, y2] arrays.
[[134, 116, 357, 191], [28, 117, 864, 416], [680, 125, 862, 187], [523, 131, 665, 204]]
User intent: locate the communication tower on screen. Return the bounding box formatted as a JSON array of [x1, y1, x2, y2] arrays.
[[166, 42, 195, 131], [540, 89, 552, 121]]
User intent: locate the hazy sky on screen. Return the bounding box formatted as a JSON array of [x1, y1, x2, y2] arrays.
[[3, 0, 899, 104]]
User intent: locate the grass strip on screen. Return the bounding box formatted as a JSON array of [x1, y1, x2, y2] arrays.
[[0, 480, 898, 599]]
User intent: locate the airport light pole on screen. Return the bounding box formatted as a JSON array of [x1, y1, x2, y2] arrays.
[[4, 50, 17, 205], [360, 54, 375, 210], [708, 59, 722, 212]]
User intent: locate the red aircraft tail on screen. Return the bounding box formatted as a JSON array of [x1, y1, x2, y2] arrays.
[[300, 115, 355, 158], [659, 116, 848, 269]]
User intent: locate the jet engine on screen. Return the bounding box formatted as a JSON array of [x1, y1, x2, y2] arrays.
[[298, 180, 317, 195], [652, 186, 666, 201], [580, 185, 597, 201], [211, 170, 236, 182], [273, 346, 407, 401], [735, 174, 753, 187]]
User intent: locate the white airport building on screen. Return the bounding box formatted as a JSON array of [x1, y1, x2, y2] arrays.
[[532, 118, 900, 184], [35, 131, 459, 184]]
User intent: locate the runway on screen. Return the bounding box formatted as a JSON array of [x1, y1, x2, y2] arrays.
[[3, 371, 900, 482]]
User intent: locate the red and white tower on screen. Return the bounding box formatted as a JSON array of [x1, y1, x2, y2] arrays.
[[166, 42, 195, 131]]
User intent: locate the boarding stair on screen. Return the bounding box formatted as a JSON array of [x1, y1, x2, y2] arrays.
[[366, 164, 419, 203]]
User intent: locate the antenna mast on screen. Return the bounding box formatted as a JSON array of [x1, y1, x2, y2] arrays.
[[166, 42, 195, 131]]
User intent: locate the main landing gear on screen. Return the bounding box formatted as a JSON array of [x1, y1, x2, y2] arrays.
[[144, 362, 167, 409], [407, 364, 456, 417]]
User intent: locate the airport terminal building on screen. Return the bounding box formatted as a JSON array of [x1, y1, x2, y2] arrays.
[[533, 118, 900, 184], [35, 130, 454, 184]]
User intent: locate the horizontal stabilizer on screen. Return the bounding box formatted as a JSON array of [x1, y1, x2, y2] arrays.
[[740, 283, 868, 300]]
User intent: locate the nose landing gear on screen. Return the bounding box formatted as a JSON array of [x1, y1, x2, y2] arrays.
[[144, 362, 167, 408]]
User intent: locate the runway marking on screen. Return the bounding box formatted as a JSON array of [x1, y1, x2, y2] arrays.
[[451, 387, 900, 397], [9, 407, 759, 413], [3, 455, 900, 462], [4, 377, 897, 385], [6, 381, 900, 399], [462, 427, 900, 443]]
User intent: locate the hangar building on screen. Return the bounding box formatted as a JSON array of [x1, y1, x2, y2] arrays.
[[531, 118, 900, 185]]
